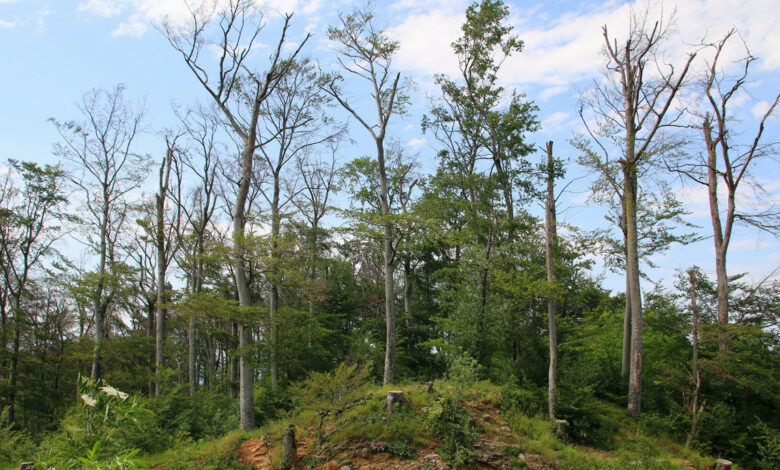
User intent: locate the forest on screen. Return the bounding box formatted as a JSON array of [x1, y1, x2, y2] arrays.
[[0, 0, 778, 469]]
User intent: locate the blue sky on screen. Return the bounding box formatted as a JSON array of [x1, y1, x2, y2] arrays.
[[1, 0, 778, 294]]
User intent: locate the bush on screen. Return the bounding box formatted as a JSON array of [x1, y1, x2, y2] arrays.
[[557, 386, 618, 448], [0, 407, 37, 465], [289, 362, 371, 408], [500, 383, 546, 417]]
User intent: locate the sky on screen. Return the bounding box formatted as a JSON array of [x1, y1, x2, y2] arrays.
[[0, 0, 778, 294]]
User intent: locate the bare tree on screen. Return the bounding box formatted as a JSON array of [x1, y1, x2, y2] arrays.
[[669, 30, 779, 348], [325, 6, 407, 385], [258, 58, 336, 389], [51, 85, 148, 380], [163, 0, 309, 430], [294, 142, 339, 349], [543, 142, 559, 420], [579, 7, 695, 417], [175, 105, 222, 394]]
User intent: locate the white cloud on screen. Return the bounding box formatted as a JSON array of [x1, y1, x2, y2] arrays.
[[539, 86, 567, 100], [78, 0, 125, 17], [752, 99, 772, 119], [541, 111, 571, 133], [113, 15, 146, 37], [0, 18, 16, 28], [407, 137, 427, 147]]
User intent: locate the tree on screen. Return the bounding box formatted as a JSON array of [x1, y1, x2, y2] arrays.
[[0, 160, 68, 422], [543, 142, 561, 420], [669, 30, 779, 348], [150, 135, 182, 396], [176, 105, 221, 394], [258, 58, 335, 389], [578, 7, 695, 417], [325, 6, 408, 385], [51, 85, 148, 381], [163, 0, 309, 430]]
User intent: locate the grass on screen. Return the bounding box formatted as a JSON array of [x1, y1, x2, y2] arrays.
[[137, 380, 716, 470]]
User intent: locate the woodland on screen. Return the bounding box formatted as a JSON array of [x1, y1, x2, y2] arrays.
[[0, 0, 778, 469]]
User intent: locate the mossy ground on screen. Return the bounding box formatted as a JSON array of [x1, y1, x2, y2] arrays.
[[141, 381, 717, 470]]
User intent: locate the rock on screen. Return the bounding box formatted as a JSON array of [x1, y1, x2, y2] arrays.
[[386, 390, 407, 416], [715, 458, 733, 469], [280, 424, 296, 470]]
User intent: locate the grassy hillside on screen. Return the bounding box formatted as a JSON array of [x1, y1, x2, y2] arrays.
[[141, 377, 717, 470]]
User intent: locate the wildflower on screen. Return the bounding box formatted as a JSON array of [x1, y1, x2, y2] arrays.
[[81, 394, 97, 407], [101, 385, 128, 400]]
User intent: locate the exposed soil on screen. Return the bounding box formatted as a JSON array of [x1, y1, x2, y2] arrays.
[[238, 399, 545, 469]]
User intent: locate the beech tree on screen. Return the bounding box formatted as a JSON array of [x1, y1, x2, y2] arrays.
[[51, 85, 148, 381], [669, 30, 779, 348], [578, 8, 695, 417], [325, 6, 407, 385], [163, 0, 309, 430], [0, 160, 68, 422]]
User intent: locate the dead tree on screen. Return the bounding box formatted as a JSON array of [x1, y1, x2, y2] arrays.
[[579, 7, 695, 417], [163, 0, 310, 430]]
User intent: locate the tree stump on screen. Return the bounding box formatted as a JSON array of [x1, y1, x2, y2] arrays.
[[281, 424, 296, 470], [426, 381, 434, 394], [17, 463, 34, 470], [386, 390, 407, 417], [555, 419, 569, 439], [714, 459, 732, 470]]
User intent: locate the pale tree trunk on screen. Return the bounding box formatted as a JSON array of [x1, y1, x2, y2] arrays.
[[544, 141, 559, 421], [155, 147, 174, 396], [234, 131, 257, 431], [704, 117, 732, 349], [624, 161, 644, 418], [622, 274, 631, 377], [378, 139, 397, 386], [269, 179, 281, 389], [92, 194, 109, 380]]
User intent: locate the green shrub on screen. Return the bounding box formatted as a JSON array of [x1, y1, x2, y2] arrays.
[[0, 407, 37, 465], [557, 386, 618, 448], [289, 362, 371, 408], [500, 383, 546, 417]]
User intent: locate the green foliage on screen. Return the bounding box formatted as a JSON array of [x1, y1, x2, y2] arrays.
[[289, 362, 371, 408], [0, 407, 37, 464], [557, 385, 619, 448]]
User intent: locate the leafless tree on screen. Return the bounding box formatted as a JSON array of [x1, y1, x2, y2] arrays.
[[163, 0, 309, 430], [578, 7, 695, 417], [258, 58, 337, 389], [51, 85, 149, 381], [324, 6, 407, 385], [668, 30, 779, 348]]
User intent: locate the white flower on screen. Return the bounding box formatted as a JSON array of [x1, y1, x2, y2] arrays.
[[81, 394, 97, 407], [101, 385, 128, 400]]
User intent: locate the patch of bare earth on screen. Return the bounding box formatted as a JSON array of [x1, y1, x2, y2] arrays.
[[238, 398, 546, 469]]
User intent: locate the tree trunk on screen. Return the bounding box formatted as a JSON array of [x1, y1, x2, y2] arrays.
[[378, 139, 397, 386], [622, 275, 631, 377], [188, 316, 197, 395], [7, 300, 21, 423], [624, 161, 643, 418], [234, 128, 259, 431], [269, 180, 281, 390], [705, 116, 731, 349], [92, 196, 109, 381], [544, 141, 559, 421], [686, 269, 702, 448], [207, 334, 216, 394]]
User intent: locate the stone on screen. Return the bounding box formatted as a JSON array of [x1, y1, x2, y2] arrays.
[[386, 390, 407, 416], [715, 458, 733, 469]]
